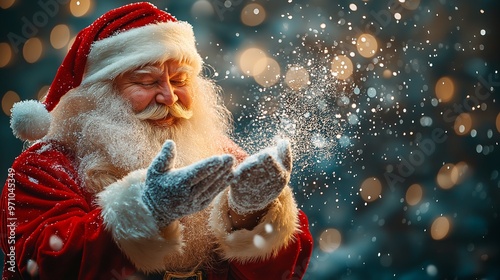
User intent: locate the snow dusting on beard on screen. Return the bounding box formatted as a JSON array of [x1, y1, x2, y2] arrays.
[[47, 77, 232, 194]]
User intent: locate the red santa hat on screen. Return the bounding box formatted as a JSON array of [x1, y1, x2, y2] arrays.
[[10, 2, 203, 141]]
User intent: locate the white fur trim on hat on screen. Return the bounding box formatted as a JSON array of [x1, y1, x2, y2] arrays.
[[82, 21, 203, 85], [10, 100, 52, 141], [209, 186, 300, 262], [97, 169, 184, 272]]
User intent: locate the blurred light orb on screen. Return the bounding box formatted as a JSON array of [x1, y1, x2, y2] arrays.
[[435, 76, 455, 102], [451, 161, 468, 185], [348, 113, 359, 125], [406, 183, 423, 206], [50, 24, 70, 50], [453, 113, 472, 136], [66, 36, 76, 53], [382, 69, 392, 78], [402, 0, 421, 10], [426, 264, 438, 276], [0, 0, 15, 9], [356, 33, 378, 58], [37, 85, 50, 101], [238, 47, 267, 75], [241, 3, 266, 26], [430, 216, 451, 240], [253, 57, 281, 87], [70, 0, 92, 17], [331, 55, 353, 80], [360, 177, 382, 202], [419, 116, 433, 127], [23, 37, 43, 63], [437, 163, 455, 189], [319, 228, 342, 253], [0, 42, 13, 67], [496, 112, 500, 133], [367, 87, 377, 98], [2, 90, 20, 116], [191, 0, 214, 17], [285, 65, 310, 90], [349, 3, 357, 11]]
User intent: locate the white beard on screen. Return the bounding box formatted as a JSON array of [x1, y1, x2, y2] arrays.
[[46, 79, 233, 272]]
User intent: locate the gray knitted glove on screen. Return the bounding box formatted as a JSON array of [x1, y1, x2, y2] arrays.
[[142, 140, 234, 228], [228, 139, 292, 215]]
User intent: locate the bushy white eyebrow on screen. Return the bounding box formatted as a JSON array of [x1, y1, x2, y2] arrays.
[[131, 65, 163, 77], [129, 64, 194, 78], [173, 65, 194, 75]]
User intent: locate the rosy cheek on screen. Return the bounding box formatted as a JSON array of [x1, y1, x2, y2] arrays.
[[178, 89, 193, 108], [123, 88, 154, 112]]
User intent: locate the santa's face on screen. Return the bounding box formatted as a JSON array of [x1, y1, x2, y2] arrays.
[[115, 60, 195, 126]]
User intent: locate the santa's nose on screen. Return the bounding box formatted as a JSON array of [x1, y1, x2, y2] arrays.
[[155, 81, 178, 106]]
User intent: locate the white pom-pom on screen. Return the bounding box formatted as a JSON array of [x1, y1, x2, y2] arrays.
[[10, 100, 52, 141]]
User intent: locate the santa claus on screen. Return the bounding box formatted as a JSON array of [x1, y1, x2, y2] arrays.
[[1, 2, 312, 279]]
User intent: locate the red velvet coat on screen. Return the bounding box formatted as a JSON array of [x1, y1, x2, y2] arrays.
[[1, 142, 313, 279]]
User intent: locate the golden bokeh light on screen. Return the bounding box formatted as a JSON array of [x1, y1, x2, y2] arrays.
[[241, 3, 266, 26], [451, 161, 468, 185], [406, 183, 423, 206], [435, 76, 455, 102], [0, 0, 15, 9], [238, 47, 267, 76], [436, 163, 455, 189], [402, 0, 421, 10], [359, 177, 382, 202], [70, 0, 92, 17], [319, 228, 342, 253], [2, 91, 20, 116], [66, 36, 77, 53], [253, 57, 281, 87], [430, 216, 451, 240], [453, 113, 472, 136], [496, 112, 500, 133], [50, 24, 71, 50], [356, 33, 378, 58], [0, 42, 13, 67], [37, 85, 50, 101], [382, 69, 392, 78], [23, 37, 43, 63], [285, 65, 309, 90], [331, 55, 353, 80]]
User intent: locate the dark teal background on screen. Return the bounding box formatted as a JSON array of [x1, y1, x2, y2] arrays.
[[1, 1, 499, 279]]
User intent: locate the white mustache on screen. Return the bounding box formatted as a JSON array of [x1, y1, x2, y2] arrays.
[[135, 102, 193, 121]]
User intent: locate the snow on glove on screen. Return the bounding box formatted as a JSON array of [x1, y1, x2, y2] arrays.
[[228, 139, 292, 215], [143, 140, 234, 229]]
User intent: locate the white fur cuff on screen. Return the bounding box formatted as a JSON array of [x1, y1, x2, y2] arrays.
[[97, 169, 183, 272], [209, 186, 300, 262]]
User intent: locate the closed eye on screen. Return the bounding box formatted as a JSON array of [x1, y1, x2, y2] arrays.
[[170, 79, 188, 87], [135, 80, 159, 86]]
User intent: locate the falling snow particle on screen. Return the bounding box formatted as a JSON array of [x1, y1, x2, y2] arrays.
[[27, 259, 39, 276], [265, 223, 273, 233], [253, 234, 266, 249], [50, 234, 64, 251]]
